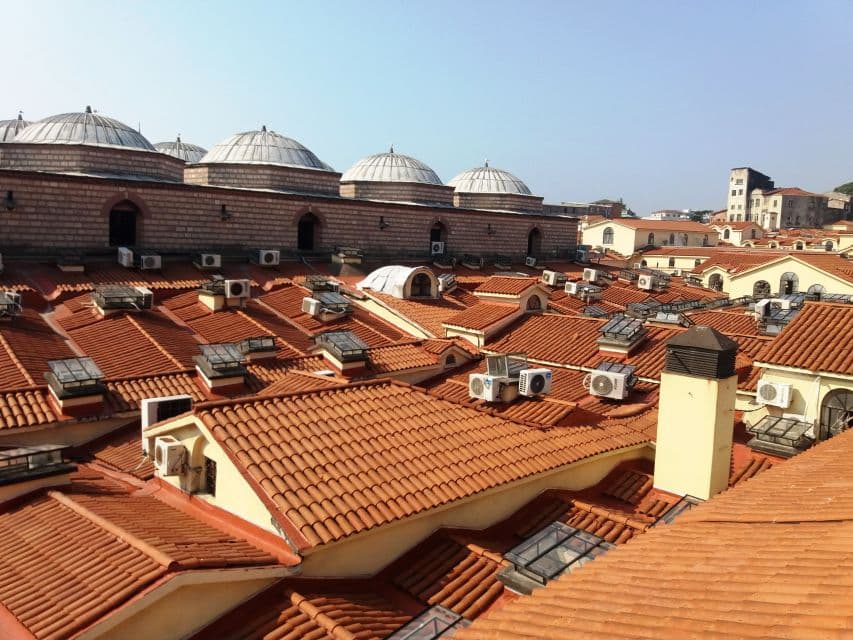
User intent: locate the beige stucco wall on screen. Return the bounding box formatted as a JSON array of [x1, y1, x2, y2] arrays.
[[703, 257, 853, 297], [584, 222, 716, 256], [640, 254, 707, 273]]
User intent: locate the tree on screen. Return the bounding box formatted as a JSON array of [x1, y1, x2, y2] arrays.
[[835, 182, 853, 196]]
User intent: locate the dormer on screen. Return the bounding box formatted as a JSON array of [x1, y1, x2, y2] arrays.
[[194, 343, 247, 395], [91, 285, 153, 317], [238, 335, 278, 362], [45, 357, 106, 418], [473, 276, 549, 311], [314, 330, 369, 375], [596, 314, 648, 356]]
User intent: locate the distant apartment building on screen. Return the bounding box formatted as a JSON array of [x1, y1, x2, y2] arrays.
[[543, 198, 624, 218], [825, 191, 852, 220], [726, 167, 831, 230], [726, 167, 774, 221], [647, 209, 691, 221]]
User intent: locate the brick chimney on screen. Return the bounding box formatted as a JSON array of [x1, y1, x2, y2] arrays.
[[653, 326, 738, 500]]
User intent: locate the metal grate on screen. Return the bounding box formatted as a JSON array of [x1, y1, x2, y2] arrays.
[[600, 314, 646, 340], [91, 284, 151, 310], [47, 357, 104, 393], [386, 605, 470, 640], [200, 343, 244, 370], [748, 415, 813, 448], [316, 331, 369, 361]]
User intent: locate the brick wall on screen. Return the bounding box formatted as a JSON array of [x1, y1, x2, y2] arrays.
[[340, 181, 455, 206], [454, 192, 544, 214], [184, 163, 340, 196], [0, 144, 185, 182], [0, 170, 577, 259]]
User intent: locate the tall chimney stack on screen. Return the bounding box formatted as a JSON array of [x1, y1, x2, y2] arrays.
[[653, 326, 738, 500]]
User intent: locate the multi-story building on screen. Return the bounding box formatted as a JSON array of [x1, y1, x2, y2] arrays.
[[543, 199, 624, 219], [726, 167, 774, 222], [726, 167, 832, 229], [647, 209, 691, 221]]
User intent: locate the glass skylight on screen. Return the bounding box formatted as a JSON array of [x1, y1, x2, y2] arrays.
[[386, 605, 470, 640]]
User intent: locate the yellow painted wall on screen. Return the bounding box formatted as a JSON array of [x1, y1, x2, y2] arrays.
[[641, 254, 708, 273], [584, 223, 717, 257], [653, 372, 736, 500], [583, 223, 637, 257], [300, 444, 649, 577], [703, 257, 853, 297]]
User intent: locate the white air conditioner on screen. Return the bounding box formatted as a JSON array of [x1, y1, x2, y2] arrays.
[[139, 254, 162, 270], [565, 281, 580, 295], [583, 268, 599, 283], [469, 373, 505, 402], [518, 368, 552, 397], [585, 370, 630, 400], [117, 246, 134, 268], [756, 380, 792, 408], [437, 273, 457, 293], [198, 253, 221, 269], [541, 270, 565, 287], [141, 395, 193, 454], [637, 274, 654, 290], [154, 436, 187, 476], [302, 296, 322, 317], [256, 249, 280, 266], [632, 263, 642, 269], [672, 268, 683, 277], [755, 299, 771, 317], [525, 256, 537, 268], [430, 241, 445, 256], [225, 279, 251, 299]]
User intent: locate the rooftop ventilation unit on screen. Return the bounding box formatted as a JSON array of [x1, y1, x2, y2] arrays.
[[224, 279, 250, 299], [45, 357, 105, 399], [541, 270, 566, 287], [525, 256, 537, 268], [304, 275, 340, 293], [0, 291, 22, 318], [575, 245, 591, 263], [315, 330, 369, 362], [582, 268, 600, 283], [619, 269, 639, 282], [518, 368, 552, 397], [598, 314, 647, 345], [302, 297, 322, 317], [756, 380, 792, 409], [91, 285, 153, 312], [141, 395, 193, 454], [254, 249, 280, 266], [302, 291, 352, 319], [584, 362, 637, 400], [468, 373, 507, 402], [437, 273, 457, 293], [637, 274, 655, 290], [193, 253, 221, 270], [117, 246, 134, 268], [579, 284, 602, 303], [136, 252, 162, 271], [430, 241, 445, 256], [154, 436, 186, 476]]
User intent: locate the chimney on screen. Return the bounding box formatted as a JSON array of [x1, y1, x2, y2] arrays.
[[45, 357, 106, 418], [194, 343, 247, 396], [653, 326, 738, 500]]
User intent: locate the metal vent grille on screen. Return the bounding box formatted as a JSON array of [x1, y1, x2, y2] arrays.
[[665, 346, 736, 379]]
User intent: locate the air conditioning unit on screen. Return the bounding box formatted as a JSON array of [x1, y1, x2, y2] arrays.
[[637, 274, 655, 290], [469, 373, 504, 402], [755, 299, 771, 317], [117, 246, 134, 268], [141, 395, 193, 454], [756, 380, 792, 408], [576, 248, 589, 263], [565, 281, 580, 295], [518, 368, 552, 397], [437, 273, 457, 293], [154, 436, 187, 476], [586, 370, 630, 400], [541, 270, 565, 287], [302, 297, 322, 317], [583, 268, 599, 283], [138, 253, 162, 270], [256, 249, 280, 266], [430, 241, 445, 256], [525, 256, 537, 268], [134, 286, 154, 310], [672, 268, 683, 277], [225, 279, 251, 299], [196, 253, 221, 269]]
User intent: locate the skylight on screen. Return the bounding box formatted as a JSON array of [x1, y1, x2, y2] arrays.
[[91, 284, 152, 310], [316, 330, 369, 361], [504, 521, 614, 585], [486, 353, 528, 378], [386, 605, 470, 640], [304, 274, 337, 292], [748, 415, 813, 450], [239, 335, 277, 353], [46, 357, 105, 396], [314, 291, 351, 312], [199, 343, 245, 374], [583, 305, 608, 318], [0, 291, 22, 317], [600, 314, 646, 341]]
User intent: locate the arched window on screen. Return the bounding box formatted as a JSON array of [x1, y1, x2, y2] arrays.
[[825, 240, 834, 251], [109, 200, 139, 246], [702, 234, 709, 246], [668, 233, 675, 246], [819, 389, 853, 441], [297, 212, 320, 252], [795, 241, 804, 251], [640, 259, 648, 267], [681, 233, 689, 246], [750, 228, 757, 239], [602, 227, 614, 245], [647, 233, 655, 246], [723, 228, 731, 240], [526, 295, 542, 312], [753, 280, 771, 298], [527, 228, 542, 256], [779, 272, 798, 295], [444, 353, 457, 368], [709, 273, 723, 291], [806, 284, 825, 300], [668, 257, 675, 268], [410, 273, 433, 298], [769, 241, 778, 249]]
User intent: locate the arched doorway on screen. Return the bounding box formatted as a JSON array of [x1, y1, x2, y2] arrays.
[[527, 228, 542, 257], [410, 273, 433, 297], [109, 200, 139, 246], [297, 212, 320, 252], [430, 222, 447, 244], [819, 389, 853, 441], [753, 280, 771, 298], [709, 273, 723, 291], [779, 272, 798, 296], [825, 241, 834, 251], [526, 295, 542, 312]]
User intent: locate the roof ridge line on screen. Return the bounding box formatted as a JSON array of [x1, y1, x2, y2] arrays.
[[124, 313, 185, 371], [0, 331, 35, 387], [47, 490, 179, 570]]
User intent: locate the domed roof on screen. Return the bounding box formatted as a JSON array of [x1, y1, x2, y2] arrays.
[[448, 162, 532, 195], [341, 147, 442, 185], [154, 135, 207, 163], [0, 112, 32, 142], [200, 126, 333, 171], [14, 106, 155, 150]]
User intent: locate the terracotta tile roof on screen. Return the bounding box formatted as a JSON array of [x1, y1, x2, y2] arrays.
[[0, 474, 279, 640], [474, 277, 539, 296], [185, 306, 303, 360], [591, 218, 712, 232], [368, 291, 467, 337], [455, 430, 853, 640], [443, 303, 519, 331], [196, 380, 648, 549], [711, 221, 760, 230], [0, 311, 76, 388], [90, 426, 155, 480], [764, 186, 822, 197], [687, 310, 762, 337], [259, 371, 344, 395], [546, 290, 585, 314], [104, 372, 205, 413], [0, 388, 60, 430], [756, 302, 853, 375], [600, 283, 651, 306], [364, 342, 441, 374]]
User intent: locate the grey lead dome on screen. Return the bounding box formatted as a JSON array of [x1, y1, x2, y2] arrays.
[[14, 106, 155, 150], [0, 113, 32, 143], [200, 126, 333, 171], [341, 148, 443, 185], [448, 163, 532, 195], [154, 136, 208, 163]]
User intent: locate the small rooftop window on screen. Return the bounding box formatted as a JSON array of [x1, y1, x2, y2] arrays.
[[728, 295, 754, 307], [46, 357, 105, 397], [653, 311, 694, 327], [239, 335, 277, 354], [304, 274, 339, 292], [91, 284, 153, 311], [486, 353, 528, 378], [654, 495, 702, 526], [314, 291, 351, 313], [600, 314, 647, 341], [0, 291, 22, 317], [386, 605, 470, 640], [197, 343, 246, 377], [0, 445, 74, 485], [316, 330, 369, 362], [748, 415, 813, 455], [504, 521, 614, 585], [583, 305, 608, 318]]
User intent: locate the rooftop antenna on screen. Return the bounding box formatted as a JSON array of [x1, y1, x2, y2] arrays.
[[389, 144, 394, 153], [17, 111, 23, 121], [484, 158, 489, 167], [85, 105, 93, 114], [176, 133, 182, 143], [261, 124, 267, 132]]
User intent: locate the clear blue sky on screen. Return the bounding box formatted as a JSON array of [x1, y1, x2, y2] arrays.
[[5, 0, 852, 214]]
